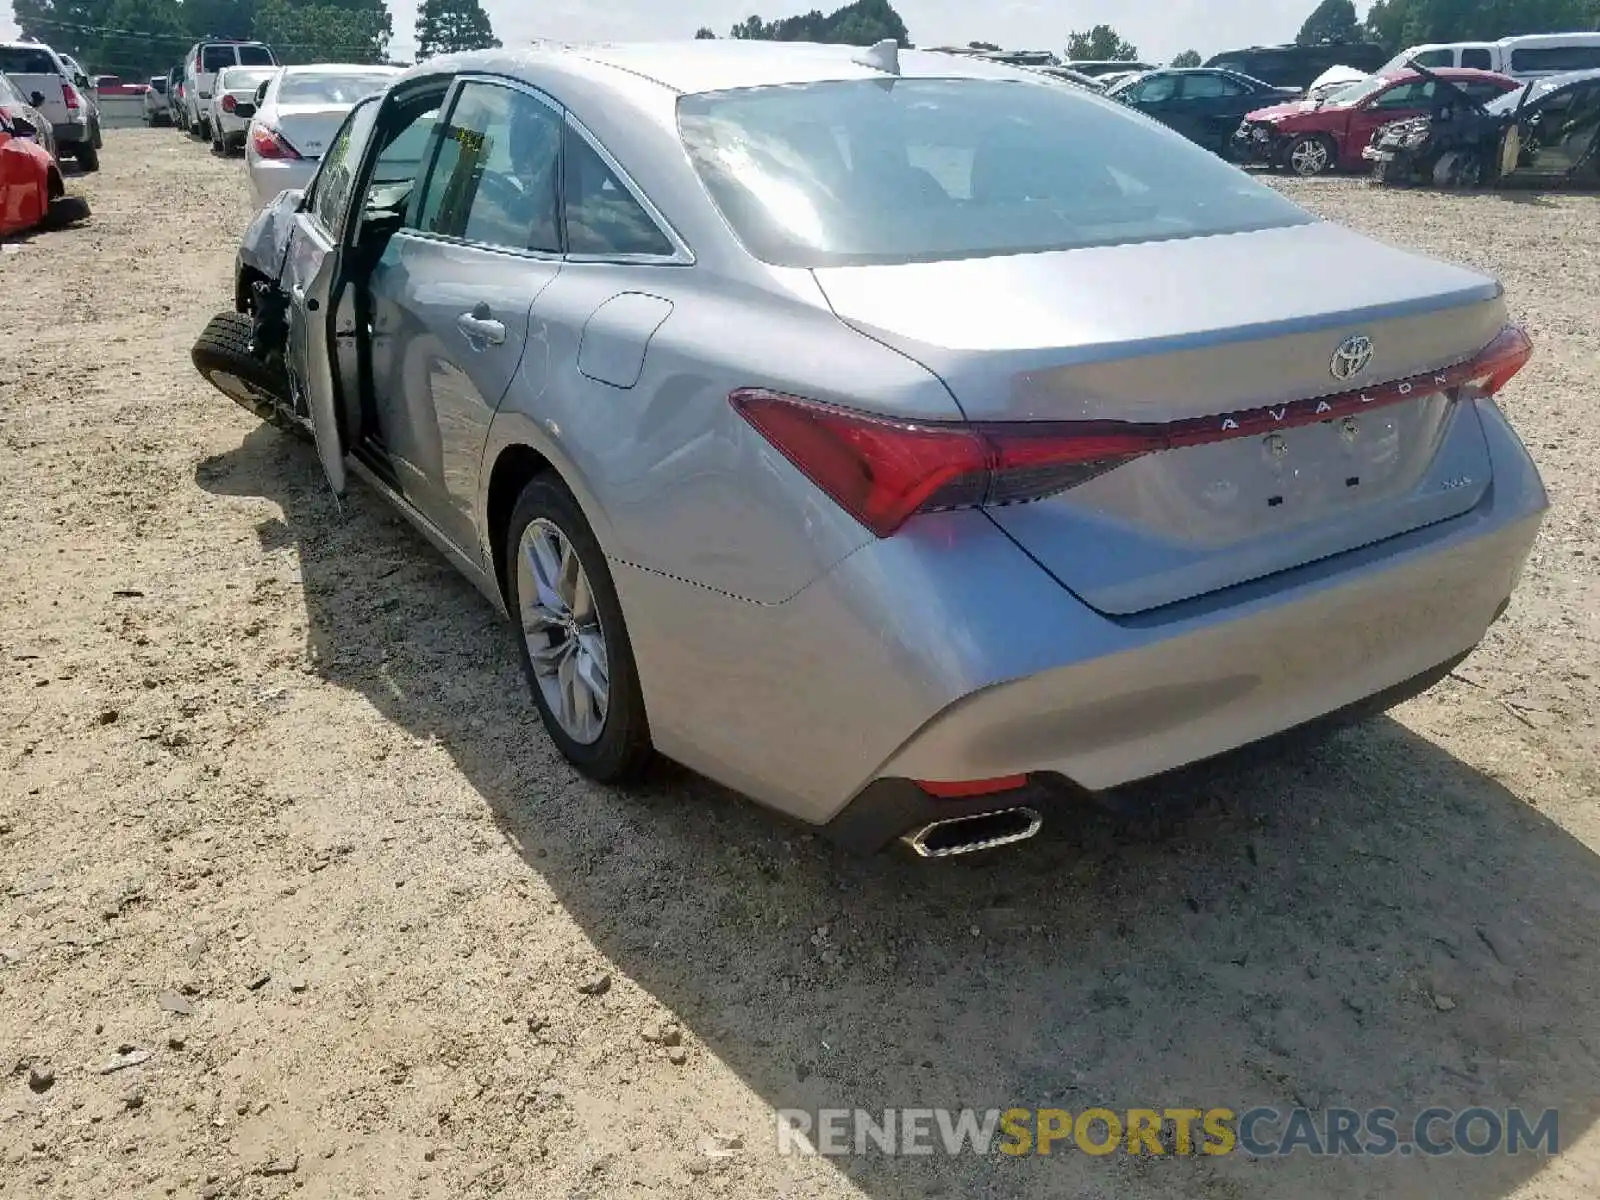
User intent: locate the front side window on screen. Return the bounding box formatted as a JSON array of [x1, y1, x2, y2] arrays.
[[1411, 49, 1454, 69], [678, 78, 1310, 268], [563, 125, 675, 257], [1126, 75, 1177, 103], [417, 81, 562, 252], [1461, 49, 1493, 70], [1373, 81, 1434, 109], [309, 99, 381, 234]]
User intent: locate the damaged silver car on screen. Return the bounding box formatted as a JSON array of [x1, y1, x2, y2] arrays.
[[192, 43, 1547, 857]]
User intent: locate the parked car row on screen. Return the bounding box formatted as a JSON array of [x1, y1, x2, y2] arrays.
[[188, 41, 1546, 857], [1367, 66, 1600, 188]]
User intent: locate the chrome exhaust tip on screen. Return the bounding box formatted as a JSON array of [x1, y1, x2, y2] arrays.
[[901, 808, 1043, 859]]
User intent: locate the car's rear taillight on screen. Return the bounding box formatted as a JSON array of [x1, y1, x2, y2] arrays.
[[1464, 324, 1534, 396], [731, 324, 1534, 538], [222, 93, 237, 113], [62, 82, 80, 111], [250, 125, 299, 160]]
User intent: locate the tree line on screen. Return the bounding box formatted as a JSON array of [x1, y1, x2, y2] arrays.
[[12, 0, 499, 79]]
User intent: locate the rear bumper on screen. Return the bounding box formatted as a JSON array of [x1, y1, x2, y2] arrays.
[[246, 158, 315, 214], [215, 110, 250, 140], [51, 118, 90, 146], [827, 648, 1475, 854], [615, 398, 1546, 832]]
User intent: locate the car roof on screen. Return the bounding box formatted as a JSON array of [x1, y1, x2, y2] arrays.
[[410, 40, 1031, 97], [1379, 67, 1514, 82], [278, 63, 400, 75]]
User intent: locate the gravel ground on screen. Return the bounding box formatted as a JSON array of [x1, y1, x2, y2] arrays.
[[1, 130, 1597, 1200]]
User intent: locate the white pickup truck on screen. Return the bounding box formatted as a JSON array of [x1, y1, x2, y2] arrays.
[[0, 41, 100, 170]]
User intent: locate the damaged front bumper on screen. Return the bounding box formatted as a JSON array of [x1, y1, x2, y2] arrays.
[[1233, 121, 1289, 166]]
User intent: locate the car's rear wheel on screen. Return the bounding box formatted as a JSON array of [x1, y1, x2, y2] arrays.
[[74, 142, 99, 172], [506, 476, 652, 783], [1286, 134, 1334, 177]]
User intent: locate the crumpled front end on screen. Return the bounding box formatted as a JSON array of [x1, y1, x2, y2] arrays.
[[1233, 118, 1291, 165]]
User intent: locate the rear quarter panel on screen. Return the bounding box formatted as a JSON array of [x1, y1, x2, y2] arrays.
[[484, 263, 963, 605]]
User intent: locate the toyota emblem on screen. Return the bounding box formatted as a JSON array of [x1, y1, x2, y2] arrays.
[[1331, 335, 1375, 381]]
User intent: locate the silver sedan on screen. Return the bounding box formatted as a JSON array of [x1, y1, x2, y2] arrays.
[[196, 41, 1547, 857], [244, 64, 400, 212]]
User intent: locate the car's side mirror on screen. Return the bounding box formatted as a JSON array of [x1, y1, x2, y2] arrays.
[[11, 116, 37, 138], [29, 91, 45, 107], [75, 73, 90, 91]]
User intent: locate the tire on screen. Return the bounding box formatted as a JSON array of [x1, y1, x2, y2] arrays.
[[505, 476, 653, 783], [74, 142, 99, 172], [39, 194, 90, 230], [191, 311, 300, 434], [1286, 134, 1335, 177]]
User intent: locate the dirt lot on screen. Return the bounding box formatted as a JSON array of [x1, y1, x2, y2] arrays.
[[1, 129, 1598, 1200]]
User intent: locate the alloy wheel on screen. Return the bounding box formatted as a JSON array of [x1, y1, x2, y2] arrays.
[[516, 518, 610, 745], [1290, 138, 1330, 176]]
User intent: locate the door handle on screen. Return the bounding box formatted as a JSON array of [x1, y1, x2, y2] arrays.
[[457, 310, 506, 346]]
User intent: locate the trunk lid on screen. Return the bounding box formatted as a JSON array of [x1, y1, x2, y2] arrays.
[[812, 221, 1507, 615], [272, 105, 350, 160]]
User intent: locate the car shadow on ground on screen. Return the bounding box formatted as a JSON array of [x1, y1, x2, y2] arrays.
[[197, 425, 1600, 1199]]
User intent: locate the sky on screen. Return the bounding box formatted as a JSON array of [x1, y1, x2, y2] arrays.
[[1, 1, 1351, 66], [388, 0, 1329, 63]]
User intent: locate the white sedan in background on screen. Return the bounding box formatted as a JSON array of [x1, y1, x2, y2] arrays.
[[244, 64, 400, 211], [208, 65, 279, 154]]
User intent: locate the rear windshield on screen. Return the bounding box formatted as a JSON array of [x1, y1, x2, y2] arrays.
[[278, 71, 391, 105], [677, 78, 1311, 268], [150, 76, 167, 92], [201, 46, 236, 73], [237, 44, 276, 66], [220, 67, 276, 91], [0, 47, 60, 75]]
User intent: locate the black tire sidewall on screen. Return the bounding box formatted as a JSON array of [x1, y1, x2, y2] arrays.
[[192, 312, 292, 414], [504, 476, 652, 782]]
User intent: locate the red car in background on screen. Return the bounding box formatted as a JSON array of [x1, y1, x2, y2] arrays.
[[1235, 68, 1521, 175], [0, 108, 74, 238]]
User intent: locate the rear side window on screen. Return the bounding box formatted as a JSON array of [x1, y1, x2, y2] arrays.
[[1510, 46, 1600, 73], [678, 78, 1310, 268], [562, 125, 675, 257], [417, 81, 563, 253], [0, 47, 60, 74], [237, 45, 276, 67], [201, 46, 236, 73], [1461, 49, 1493, 70]]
